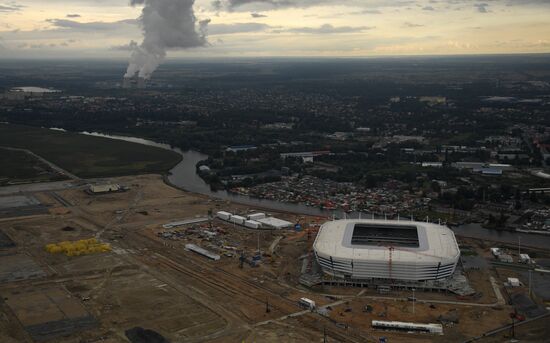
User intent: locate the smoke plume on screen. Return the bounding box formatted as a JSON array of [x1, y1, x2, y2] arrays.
[[125, 0, 208, 80]]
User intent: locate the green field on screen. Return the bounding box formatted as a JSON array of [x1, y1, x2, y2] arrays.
[[0, 124, 181, 178], [0, 148, 67, 185]]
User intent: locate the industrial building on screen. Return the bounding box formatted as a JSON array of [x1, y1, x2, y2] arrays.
[[88, 183, 121, 194], [122, 76, 146, 89], [215, 211, 292, 230], [313, 219, 460, 282], [1, 87, 61, 100], [256, 217, 293, 229]]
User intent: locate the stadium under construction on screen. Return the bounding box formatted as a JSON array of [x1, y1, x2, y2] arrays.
[[305, 219, 474, 295]]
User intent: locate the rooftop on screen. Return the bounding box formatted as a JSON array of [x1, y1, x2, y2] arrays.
[[314, 219, 460, 263]]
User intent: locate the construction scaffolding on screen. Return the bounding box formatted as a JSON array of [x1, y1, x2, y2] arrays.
[[299, 256, 475, 296]]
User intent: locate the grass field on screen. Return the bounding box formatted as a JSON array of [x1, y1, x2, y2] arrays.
[[0, 148, 67, 185], [0, 124, 181, 178]]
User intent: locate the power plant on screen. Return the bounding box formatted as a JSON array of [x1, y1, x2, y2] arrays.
[[122, 76, 146, 89]]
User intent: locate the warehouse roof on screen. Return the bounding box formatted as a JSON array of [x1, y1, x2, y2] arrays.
[[257, 217, 293, 229]]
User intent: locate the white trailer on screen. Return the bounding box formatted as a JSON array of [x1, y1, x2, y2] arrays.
[[245, 220, 262, 229], [257, 217, 293, 229], [372, 320, 443, 335], [248, 213, 266, 220], [298, 297, 316, 310], [216, 211, 232, 221], [519, 253, 531, 264], [507, 277, 520, 287], [498, 254, 513, 263], [230, 215, 246, 225]]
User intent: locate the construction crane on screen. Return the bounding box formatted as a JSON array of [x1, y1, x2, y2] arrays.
[[387, 246, 394, 280]]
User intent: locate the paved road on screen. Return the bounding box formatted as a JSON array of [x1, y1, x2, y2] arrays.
[[254, 290, 367, 327], [462, 311, 550, 343], [0, 180, 80, 196], [355, 295, 502, 308]]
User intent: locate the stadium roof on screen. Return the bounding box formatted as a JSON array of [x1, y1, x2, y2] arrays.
[[314, 219, 459, 264]]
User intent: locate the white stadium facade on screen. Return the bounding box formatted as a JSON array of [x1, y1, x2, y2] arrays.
[[313, 219, 460, 282]]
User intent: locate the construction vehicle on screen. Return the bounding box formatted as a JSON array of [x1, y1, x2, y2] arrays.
[[299, 297, 316, 310], [239, 251, 260, 268], [509, 310, 525, 322]]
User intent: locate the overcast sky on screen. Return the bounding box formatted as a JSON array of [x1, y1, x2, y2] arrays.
[[1, 0, 549, 59]]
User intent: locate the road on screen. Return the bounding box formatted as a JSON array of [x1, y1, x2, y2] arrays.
[[462, 311, 550, 342], [0, 180, 80, 196]]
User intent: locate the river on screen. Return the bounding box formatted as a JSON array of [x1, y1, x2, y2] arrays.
[[81, 132, 331, 217], [81, 131, 550, 249]]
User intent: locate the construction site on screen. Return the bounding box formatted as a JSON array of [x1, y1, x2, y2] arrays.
[[1, 173, 549, 343]]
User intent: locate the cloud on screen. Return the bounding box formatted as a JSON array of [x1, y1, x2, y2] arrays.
[[474, 3, 489, 13], [403, 22, 424, 28], [46, 18, 137, 31], [349, 9, 382, 15], [250, 12, 266, 17], [215, 0, 416, 11], [225, 0, 283, 8], [422, 5, 435, 10], [59, 40, 72, 46], [0, 2, 24, 12], [66, 14, 81, 18], [208, 22, 273, 34], [505, 0, 550, 5], [287, 23, 374, 34], [27, 43, 58, 49], [110, 40, 138, 51]]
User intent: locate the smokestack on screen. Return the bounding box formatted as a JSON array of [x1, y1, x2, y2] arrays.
[[122, 77, 132, 89], [137, 77, 146, 89], [124, 0, 208, 80], [121, 76, 146, 89]]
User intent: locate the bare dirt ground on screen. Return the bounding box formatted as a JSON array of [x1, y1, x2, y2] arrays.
[[0, 174, 543, 343]]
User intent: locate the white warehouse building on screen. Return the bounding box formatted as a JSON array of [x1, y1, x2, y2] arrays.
[[313, 219, 460, 282]]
